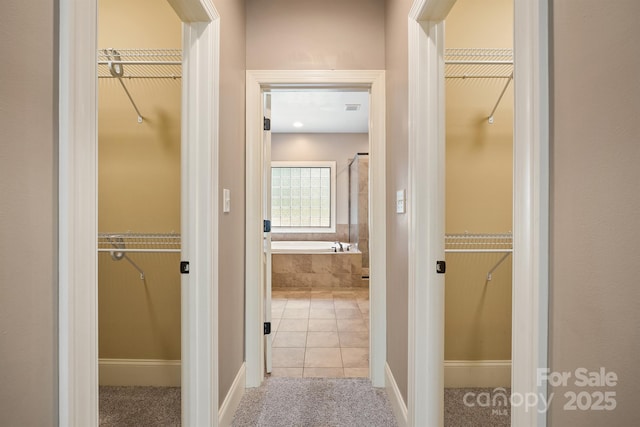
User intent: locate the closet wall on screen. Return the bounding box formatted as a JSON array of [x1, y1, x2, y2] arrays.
[[98, 0, 182, 366], [444, 0, 513, 361]]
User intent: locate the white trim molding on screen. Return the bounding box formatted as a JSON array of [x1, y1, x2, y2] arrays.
[[58, 0, 220, 425], [245, 70, 386, 388], [407, 13, 447, 427], [385, 363, 408, 427], [59, 0, 99, 423], [179, 6, 221, 425], [512, 0, 550, 426], [218, 363, 246, 427], [408, 0, 549, 426], [98, 359, 181, 387], [444, 360, 512, 388]]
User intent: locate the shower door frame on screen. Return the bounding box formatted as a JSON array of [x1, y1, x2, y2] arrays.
[[58, 0, 221, 425]]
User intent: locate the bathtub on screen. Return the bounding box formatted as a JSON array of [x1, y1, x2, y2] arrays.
[[271, 240, 357, 254], [271, 241, 364, 288]]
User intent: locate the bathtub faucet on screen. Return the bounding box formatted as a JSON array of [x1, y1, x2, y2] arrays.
[[334, 242, 344, 252]]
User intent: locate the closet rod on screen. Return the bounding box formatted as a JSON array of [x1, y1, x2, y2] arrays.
[[446, 75, 512, 80], [98, 60, 182, 66], [445, 60, 512, 65], [97, 248, 181, 253], [445, 249, 513, 254], [99, 75, 181, 80]]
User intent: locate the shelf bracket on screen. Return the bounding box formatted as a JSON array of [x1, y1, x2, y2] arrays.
[[104, 48, 144, 123], [107, 236, 146, 280], [486, 252, 511, 281], [488, 72, 513, 124]]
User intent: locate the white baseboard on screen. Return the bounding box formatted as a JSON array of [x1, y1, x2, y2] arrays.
[[385, 362, 408, 427], [99, 358, 181, 386], [218, 363, 246, 427], [444, 360, 511, 388]]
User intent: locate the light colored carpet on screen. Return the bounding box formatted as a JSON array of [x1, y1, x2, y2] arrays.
[[444, 388, 511, 427], [232, 378, 397, 427], [99, 386, 180, 427], [99, 384, 511, 426]]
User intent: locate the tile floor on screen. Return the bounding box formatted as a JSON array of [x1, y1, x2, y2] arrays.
[[269, 287, 370, 378]]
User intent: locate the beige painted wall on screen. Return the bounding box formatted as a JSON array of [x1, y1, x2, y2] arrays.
[[98, 0, 182, 362], [444, 0, 513, 361], [246, 0, 385, 70], [216, 0, 247, 407], [384, 0, 412, 405], [271, 133, 369, 226], [0, 0, 57, 425], [549, 0, 640, 425]]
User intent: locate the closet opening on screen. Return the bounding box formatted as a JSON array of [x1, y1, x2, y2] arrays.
[[443, 0, 514, 424], [266, 89, 371, 379], [97, 0, 182, 423]]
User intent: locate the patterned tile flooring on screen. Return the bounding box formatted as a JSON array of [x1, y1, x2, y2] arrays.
[[269, 287, 370, 378]]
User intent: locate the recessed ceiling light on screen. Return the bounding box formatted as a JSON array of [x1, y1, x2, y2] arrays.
[[345, 104, 361, 111], [293, 121, 304, 128]]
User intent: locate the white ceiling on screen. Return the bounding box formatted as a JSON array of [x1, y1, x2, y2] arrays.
[[270, 90, 370, 133]]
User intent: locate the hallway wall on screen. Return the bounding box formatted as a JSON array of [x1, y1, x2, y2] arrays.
[[384, 0, 412, 405], [549, 0, 640, 424], [217, 0, 247, 407], [0, 0, 57, 425], [246, 0, 385, 70]]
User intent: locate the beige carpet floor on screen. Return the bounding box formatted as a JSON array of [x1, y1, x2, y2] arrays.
[[99, 383, 511, 426]]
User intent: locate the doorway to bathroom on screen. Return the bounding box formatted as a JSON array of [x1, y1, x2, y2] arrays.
[[245, 70, 387, 388], [266, 89, 371, 379]]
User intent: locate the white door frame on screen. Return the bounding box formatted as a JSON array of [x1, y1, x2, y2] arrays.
[[407, 1, 549, 426], [58, 0, 220, 425], [245, 70, 387, 388]]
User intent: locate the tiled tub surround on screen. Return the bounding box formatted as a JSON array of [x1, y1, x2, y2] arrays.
[[272, 249, 364, 288], [270, 287, 369, 378]]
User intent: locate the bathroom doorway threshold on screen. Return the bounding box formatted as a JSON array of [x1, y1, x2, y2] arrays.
[[245, 70, 387, 389]]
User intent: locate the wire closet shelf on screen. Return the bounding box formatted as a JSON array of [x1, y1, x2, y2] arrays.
[[445, 233, 512, 281], [98, 232, 181, 280], [98, 48, 182, 80], [445, 48, 514, 124], [444, 48, 513, 80], [98, 48, 182, 124]]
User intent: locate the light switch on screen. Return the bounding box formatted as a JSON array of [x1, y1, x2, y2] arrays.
[[396, 189, 406, 214], [223, 189, 231, 213]]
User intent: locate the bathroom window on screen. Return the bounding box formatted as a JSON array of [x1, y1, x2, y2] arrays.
[[271, 161, 336, 233]]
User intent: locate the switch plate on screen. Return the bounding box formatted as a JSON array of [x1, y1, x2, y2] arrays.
[[223, 189, 231, 213], [396, 189, 406, 214]]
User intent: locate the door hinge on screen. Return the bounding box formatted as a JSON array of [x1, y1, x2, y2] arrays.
[[264, 322, 271, 335], [436, 260, 446, 274], [180, 261, 190, 274], [264, 219, 271, 233], [263, 117, 271, 131]]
